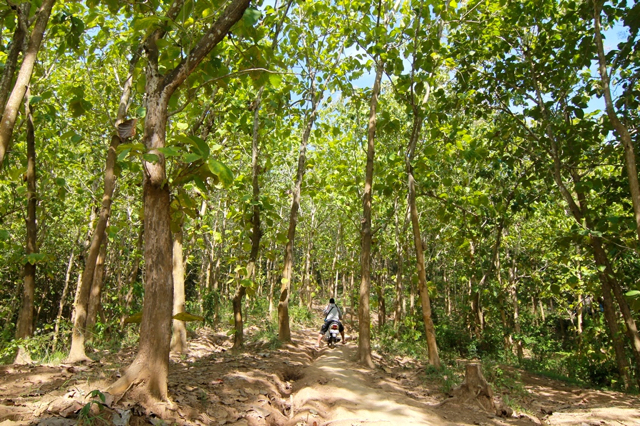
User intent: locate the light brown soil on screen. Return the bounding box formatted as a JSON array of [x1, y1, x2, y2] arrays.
[[0, 324, 639, 425]]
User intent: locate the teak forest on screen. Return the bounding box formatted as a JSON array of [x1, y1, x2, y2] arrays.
[[2, 0, 640, 424]]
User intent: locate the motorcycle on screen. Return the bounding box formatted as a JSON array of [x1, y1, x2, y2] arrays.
[[325, 321, 341, 348]]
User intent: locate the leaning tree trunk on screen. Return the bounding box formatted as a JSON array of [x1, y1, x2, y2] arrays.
[[0, 3, 29, 116], [53, 242, 77, 350], [108, 0, 250, 402], [358, 59, 383, 368], [14, 92, 37, 365], [593, 3, 640, 245], [406, 112, 441, 368], [0, 0, 56, 167], [278, 73, 320, 343], [67, 52, 139, 363]]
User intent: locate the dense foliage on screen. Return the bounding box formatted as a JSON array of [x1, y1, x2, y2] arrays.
[[1, 0, 640, 393]]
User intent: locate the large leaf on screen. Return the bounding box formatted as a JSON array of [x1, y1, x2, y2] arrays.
[[172, 312, 205, 322], [123, 312, 143, 324], [207, 159, 234, 187]]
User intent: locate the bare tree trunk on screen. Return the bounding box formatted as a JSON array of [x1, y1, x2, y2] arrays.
[[593, 3, 640, 245], [278, 71, 320, 343], [406, 112, 440, 367], [108, 1, 250, 400], [358, 59, 383, 368], [508, 258, 523, 362], [233, 86, 264, 349], [14, 92, 37, 364], [68, 52, 139, 363], [171, 226, 187, 354], [330, 224, 341, 296], [600, 274, 632, 389], [0, 0, 56, 167], [86, 236, 108, 341]]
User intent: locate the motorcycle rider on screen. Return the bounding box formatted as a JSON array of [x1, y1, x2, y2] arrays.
[[317, 297, 345, 348]]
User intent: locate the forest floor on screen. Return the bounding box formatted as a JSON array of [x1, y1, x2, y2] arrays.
[[1, 323, 639, 426]]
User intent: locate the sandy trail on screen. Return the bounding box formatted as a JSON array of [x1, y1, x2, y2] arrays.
[[288, 332, 454, 426]]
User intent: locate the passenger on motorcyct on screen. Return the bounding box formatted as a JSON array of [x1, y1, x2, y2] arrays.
[[317, 297, 345, 348]]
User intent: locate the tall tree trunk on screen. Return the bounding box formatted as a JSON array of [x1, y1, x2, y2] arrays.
[[303, 215, 314, 309], [67, 53, 139, 363], [508, 257, 524, 362], [600, 272, 632, 390], [171, 226, 187, 354], [278, 72, 320, 343], [233, 87, 264, 349], [406, 113, 440, 368], [330, 224, 341, 296], [393, 200, 404, 328], [593, 3, 640, 245], [0, 0, 56, 167], [212, 201, 227, 326], [14, 91, 37, 364], [358, 59, 383, 368], [109, 1, 250, 400]]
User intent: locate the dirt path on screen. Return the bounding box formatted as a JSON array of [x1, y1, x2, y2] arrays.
[[2, 325, 640, 425], [290, 336, 451, 425]]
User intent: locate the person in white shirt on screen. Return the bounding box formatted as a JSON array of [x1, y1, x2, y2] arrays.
[[316, 298, 345, 347]]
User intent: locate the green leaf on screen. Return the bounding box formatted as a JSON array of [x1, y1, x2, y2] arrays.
[[423, 146, 437, 157], [207, 159, 234, 187], [117, 148, 131, 162], [189, 136, 210, 159], [157, 146, 181, 157], [626, 290, 640, 297], [268, 73, 283, 88], [242, 7, 261, 26], [123, 312, 143, 324], [183, 153, 202, 163], [172, 312, 205, 322], [24, 253, 46, 265], [193, 175, 208, 193], [142, 153, 160, 163], [0, 230, 10, 240]]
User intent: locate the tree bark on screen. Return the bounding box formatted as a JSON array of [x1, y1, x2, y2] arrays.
[[393, 199, 404, 327], [278, 71, 320, 343], [358, 59, 383, 368], [405, 114, 440, 367], [170, 226, 187, 354], [233, 86, 264, 349], [108, 0, 250, 401], [0, 3, 29, 116], [53, 244, 76, 350], [67, 51, 139, 363], [15, 90, 37, 346], [593, 2, 640, 245], [0, 0, 56, 167], [86, 235, 108, 340]]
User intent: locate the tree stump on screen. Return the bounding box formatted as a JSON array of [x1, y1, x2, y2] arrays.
[[452, 362, 495, 412]]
